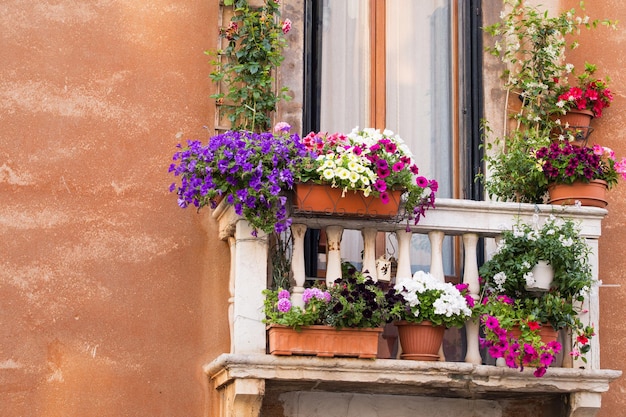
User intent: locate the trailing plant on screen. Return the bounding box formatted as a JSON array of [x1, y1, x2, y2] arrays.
[[209, 0, 292, 132], [298, 127, 438, 225], [479, 215, 593, 299], [168, 124, 310, 235]]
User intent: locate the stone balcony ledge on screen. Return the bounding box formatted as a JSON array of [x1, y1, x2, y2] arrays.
[[205, 353, 621, 402]]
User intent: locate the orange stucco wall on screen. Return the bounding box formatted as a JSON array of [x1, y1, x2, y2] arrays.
[[1, 0, 625, 416], [566, 1, 626, 415], [0, 1, 231, 416]]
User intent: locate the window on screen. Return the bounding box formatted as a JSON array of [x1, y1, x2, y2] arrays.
[[303, 0, 482, 277]]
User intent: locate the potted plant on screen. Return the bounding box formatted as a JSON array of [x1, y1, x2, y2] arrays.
[[262, 270, 388, 358], [168, 124, 311, 235], [536, 142, 626, 207], [479, 0, 617, 204], [385, 271, 473, 360], [552, 63, 614, 143], [295, 127, 438, 225], [478, 215, 594, 297]]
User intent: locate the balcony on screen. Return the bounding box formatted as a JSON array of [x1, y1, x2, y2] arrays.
[[203, 198, 621, 417]]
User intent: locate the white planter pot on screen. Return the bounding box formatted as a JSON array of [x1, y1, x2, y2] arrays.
[[525, 260, 554, 292]]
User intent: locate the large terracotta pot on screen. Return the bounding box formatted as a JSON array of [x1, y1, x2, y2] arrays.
[[547, 180, 608, 208], [395, 320, 445, 361], [552, 109, 594, 145], [267, 325, 383, 359], [292, 183, 403, 218]]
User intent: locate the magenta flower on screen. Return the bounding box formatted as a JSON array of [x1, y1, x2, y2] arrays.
[[278, 289, 290, 299], [282, 18, 292, 34], [416, 176, 428, 187], [533, 367, 547, 378], [484, 315, 500, 330]]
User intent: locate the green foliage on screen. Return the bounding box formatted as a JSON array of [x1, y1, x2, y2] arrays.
[[479, 215, 593, 301], [209, 0, 291, 132], [480, 127, 549, 203]]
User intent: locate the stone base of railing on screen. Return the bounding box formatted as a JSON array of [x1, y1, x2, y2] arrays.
[[205, 354, 621, 417]]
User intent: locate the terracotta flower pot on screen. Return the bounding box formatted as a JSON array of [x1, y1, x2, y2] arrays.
[[547, 180, 608, 208], [395, 320, 445, 361], [510, 325, 559, 345], [552, 109, 594, 145], [267, 325, 383, 359], [292, 183, 402, 218]]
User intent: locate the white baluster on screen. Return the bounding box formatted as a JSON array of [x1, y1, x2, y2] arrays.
[[361, 228, 377, 280], [395, 230, 413, 281], [462, 233, 482, 365], [428, 231, 445, 282], [290, 224, 307, 308], [325, 226, 344, 285]]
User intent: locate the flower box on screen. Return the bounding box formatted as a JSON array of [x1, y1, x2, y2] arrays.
[[547, 180, 608, 208], [267, 325, 383, 359], [292, 183, 403, 218]]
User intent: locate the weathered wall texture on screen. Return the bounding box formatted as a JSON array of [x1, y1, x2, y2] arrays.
[[0, 1, 231, 416], [567, 1, 626, 415]]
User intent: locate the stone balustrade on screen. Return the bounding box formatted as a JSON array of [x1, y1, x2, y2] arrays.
[[206, 197, 621, 417]]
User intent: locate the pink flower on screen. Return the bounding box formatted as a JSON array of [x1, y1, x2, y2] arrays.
[[282, 19, 292, 34], [273, 122, 291, 132], [614, 157, 626, 180]]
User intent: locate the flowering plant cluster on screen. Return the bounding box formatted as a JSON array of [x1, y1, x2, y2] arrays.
[[263, 286, 331, 329], [480, 1, 617, 204], [554, 63, 613, 118], [478, 215, 598, 376], [386, 271, 473, 328], [484, 0, 615, 129], [479, 215, 594, 300], [298, 127, 438, 224], [536, 142, 626, 189], [263, 270, 389, 329], [478, 294, 563, 377], [169, 127, 310, 235], [209, 0, 292, 132], [477, 293, 595, 376]]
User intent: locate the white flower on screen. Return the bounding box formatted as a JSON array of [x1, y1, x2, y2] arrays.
[[322, 169, 334, 180], [524, 271, 535, 286], [348, 171, 361, 184]]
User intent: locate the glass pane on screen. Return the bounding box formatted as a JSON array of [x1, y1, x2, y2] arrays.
[[319, 0, 370, 132], [386, 0, 454, 276], [386, 0, 452, 198]]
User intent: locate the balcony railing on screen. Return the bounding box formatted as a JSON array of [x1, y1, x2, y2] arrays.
[[204, 198, 621, 417]]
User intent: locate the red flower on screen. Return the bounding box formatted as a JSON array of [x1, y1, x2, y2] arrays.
[[527, 321, 541, 331]]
